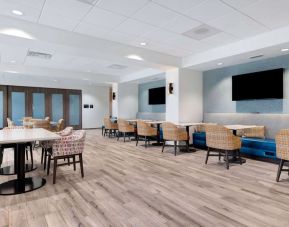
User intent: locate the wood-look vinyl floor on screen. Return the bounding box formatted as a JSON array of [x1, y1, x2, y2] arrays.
[[0, 129, 289, 227]]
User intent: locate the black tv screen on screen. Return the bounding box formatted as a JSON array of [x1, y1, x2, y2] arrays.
[[149, 87, 166, 105], [232, 68, 283, 101]]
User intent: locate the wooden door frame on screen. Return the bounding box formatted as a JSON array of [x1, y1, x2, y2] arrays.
[[0, 85, 7, 128], [66, 90, 82, 129]]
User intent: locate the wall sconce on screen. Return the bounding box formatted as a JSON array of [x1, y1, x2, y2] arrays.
[[112, 92, 116, 100], [169, 83, 173, 94]]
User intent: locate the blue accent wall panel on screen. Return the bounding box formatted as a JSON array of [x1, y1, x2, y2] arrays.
[[203, 54, 289, 114], [138, 79, 166, 113]]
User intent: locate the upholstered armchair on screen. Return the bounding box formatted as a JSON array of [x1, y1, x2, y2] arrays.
[[117, 119, 135, 142], [32, 119, 51, 130], [103, 117, 118, 137], [242, 126, 265, 139], [275, 129, 289, 182], [41, 127, 74, 170], [51, 119, 65, 132], [136, 120, 157, 147], [22, 117, 33, 128], [162, 122, 189, 155], [205, 124, 242, 169], [47, 130, 86, 184]]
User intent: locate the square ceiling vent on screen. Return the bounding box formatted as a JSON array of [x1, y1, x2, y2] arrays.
[[183, 24, 221, 40], [108, 64, 128, 70], [27, 50, 52, 59]]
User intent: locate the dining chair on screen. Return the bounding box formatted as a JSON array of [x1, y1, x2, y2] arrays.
[[22, 117, 33, 128], [136, 120, 157, 148], [47, 130, 86, 184], [117, 119, 135, 142], [205, 124, 242, 169], [275, 129, 289, 182], [45, 116, 50, 121], [52, 119, 65, 132], [103, 117, 118, 137], [7, 118, 14, 127], [162, 122, 189, 155], [41, 127, 73, 170], [242, 126, 265, 139], [32, 119, 51, 130]]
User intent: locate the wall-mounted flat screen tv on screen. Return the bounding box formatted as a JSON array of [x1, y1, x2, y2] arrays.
[[149, 87, 166, 105], [232, 68, 283, 101]]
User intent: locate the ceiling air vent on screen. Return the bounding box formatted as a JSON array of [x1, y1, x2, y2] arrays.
[[27, 51, 52, 59], [108, 64, 128, 70], [183, 24, 220, 40]]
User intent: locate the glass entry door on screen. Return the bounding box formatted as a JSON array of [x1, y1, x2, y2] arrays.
[[51, 93, 64, 122], [67, 91, 82, 129], [32, 92, 46, 119]]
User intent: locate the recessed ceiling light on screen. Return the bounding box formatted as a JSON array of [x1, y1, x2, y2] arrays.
[[5, 70, 18, 74], [11, 10, 23, 16], [82, 78, 89, 81], [140, 42, 146, 46], [281, 48, 289, 52], [53, 79, 58, 82], [0, 28, 35, 40], [10, 60, 16, 63], [217, 62, 223, 66], [127, 54, 143, 61]]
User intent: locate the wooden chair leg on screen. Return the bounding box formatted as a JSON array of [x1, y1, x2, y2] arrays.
[[136, 135, 139, 146], [218, 151, 221, 161], [145, 136, 147, 148], [47, 155, 51, 176], [205, 148, 210, 164], [79, 153, 84, 178], [162, 140, 165, 152], [30, 145, 33, 166], [174, 141, 177, 156], [186, 140, 189, 152], [26, 148, 28, 160], [238, 149, 242, 165], [67, 157, 70, 166], [276, 159, 285, 182], [225, 150, 229, 170], [124, 132, 126, 142], [53, 158, 58, 184], [73, 155, 76, 171]]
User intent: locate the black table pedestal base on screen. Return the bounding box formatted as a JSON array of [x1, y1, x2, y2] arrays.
[[227, 158, 246, 164], [0, 177, 46, 195], [0, 164, 37, 175], [152, 142, 163, 146]]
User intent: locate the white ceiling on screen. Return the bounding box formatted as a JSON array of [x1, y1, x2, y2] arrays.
[[1, 0, 289, 83]]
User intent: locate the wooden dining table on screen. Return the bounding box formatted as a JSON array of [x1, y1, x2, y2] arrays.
[[0, 128, 60, 195]]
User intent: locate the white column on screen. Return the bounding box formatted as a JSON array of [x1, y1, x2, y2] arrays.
[[112, 83, 118, 117]]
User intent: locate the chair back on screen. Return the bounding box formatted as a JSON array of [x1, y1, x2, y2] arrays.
[[57, 127, 73, 136], [118, 119, 134, 132], [205, 124, 241, 150], [242, 126, 265, 139], [7, 118, 14, 127], [103, 117, 118, 130], [137, 120, 156, 136], [162, 122, 188, 141], [22, 117, 33, 128], [56, 119, 65, 132], [32, 119, 51, 130], [45, 116, 50, 121], [276, 129, 289, 161]]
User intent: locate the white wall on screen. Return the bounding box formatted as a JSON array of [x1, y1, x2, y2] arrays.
[[179, 68, 203, 123], [0, 74, 109, 128], [166, 68, 179, 123], [118, 83, 138, 119]]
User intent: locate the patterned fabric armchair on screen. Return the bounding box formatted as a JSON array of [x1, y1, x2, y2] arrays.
[[47, 130, 86, 184], [162, 122, 189, 155], [205, 124, 242, 169], [136, 120, 157, 147], [117, 119, 135, 142], [40, 127, 73, 169], [275, 129, 289, 182]]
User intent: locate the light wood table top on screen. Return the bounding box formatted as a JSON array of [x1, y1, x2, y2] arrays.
[[176, 122, 205, 127], [224, 124, 257, 130], [0, 128, 60, 144]]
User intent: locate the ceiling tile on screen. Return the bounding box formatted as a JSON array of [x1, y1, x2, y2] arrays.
[[43, 0, 93, 21], [96, 0, 149, 16], [240, 0, 289, 29], [222, 0, 260, 9], [185, 0, 235, 23], [115, 19, 157, 36], [162, 15, 201, 34], [105, 31, 138, 45], [0, 44, 28, 64], [75, 22, 110, 38], [207, 11, 268, 38], [83, 7, 127, 29], [39, 10, 79, 31], [0, 1, 42, 22], [152, 0, 204, 14], [201, 32, 238, 47], [2, 0, 45, 10], [132, 2, 179, 27], [141, 29, 180, 43]]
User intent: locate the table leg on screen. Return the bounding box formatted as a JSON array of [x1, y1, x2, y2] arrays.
[[0, 143, 46, 195], [180, 126, 196, 153], [152, 124, 163, 146], [228, 130, 246, 164]]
